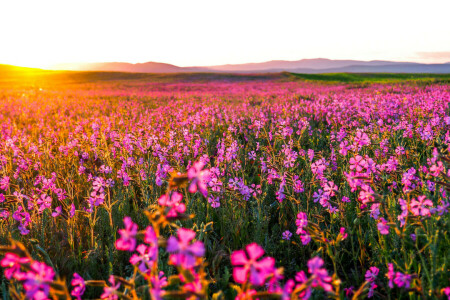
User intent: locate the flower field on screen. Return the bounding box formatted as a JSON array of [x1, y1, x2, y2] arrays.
[[0, 74, 449, 299]]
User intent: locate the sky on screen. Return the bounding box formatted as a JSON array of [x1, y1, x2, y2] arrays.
[[1, 0, 450, 69]]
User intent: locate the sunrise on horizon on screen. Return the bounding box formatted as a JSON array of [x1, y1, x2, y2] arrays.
[[0, 1, 450, 299]]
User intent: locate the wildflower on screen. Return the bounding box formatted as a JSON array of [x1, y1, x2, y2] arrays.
[[208, 195, 220, 208], [70, 204, 76, 218], [101, 275, 120, 300], [349, 155, 367, 172], [115, 217, 138, 252], [23, 261, 55, 300], [71, 273, 86, 300], [294, 270, 312, 299], [0, 176, 10, 190], [377, 218, 390, 235], [386, 263, 395, 288], [410, 195, 433, 216], [1, 253, 30, 280], [37, 194, 52, 213], [167, 228, 205, 269], [158, 191, 186, 218], [51, 206, 62, 217], [187, 161, 210, 197], [231, 243, 275, 286], [344, 286, 354, 298], [282, 230, 292, 240], [130, 244, 158, 274], [323, 181, 338, 197], [365, 267, 379, 282], [429, 161, 444, 177], [339, 227, 348, 240], [307, 257, 333, 292], [341, 196, 350, 202], [394, 272, 412, 288]]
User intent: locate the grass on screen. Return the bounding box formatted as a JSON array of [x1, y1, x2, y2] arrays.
[[287, 72, 450, 83]]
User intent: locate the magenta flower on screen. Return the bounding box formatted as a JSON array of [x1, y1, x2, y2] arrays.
[[349, 155, 367, 172], [386, 263, 395, 288], [144, 225, 158, 245], [282, 230, 292, 240], [377, 218, 390, 235], [307, 257, 333, 292], [130, 244, 157, 274], [101, 275, 120, 300], [323, 181, 338, 197], [429, 161, 444, 177], [167, 228, 205, 269], [23, 261, 55, 300], [37, 194, 52, 213], [0, 176, 10, 191], [1, 253, 30, 280], [187, 161, 210, 197], [294, 270, 312, 299], [158, 191, 186, 218], [339, 227, 348, 240], [231, 243, 275, 286], [115, 217, 138, 251], [365, 266, 379, 282], [51, 206, 62, 217], [70, 204, 76, 218], [71, 273, 86, 300], [394, 272, 412, 288], [149, 271, 167, 300], [410, 195, 433, 216]]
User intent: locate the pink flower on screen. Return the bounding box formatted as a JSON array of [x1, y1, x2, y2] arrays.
[[37, 194, 52, 213], [429, 161, 444, 177], [23, 262, 55, 300], [167, 228, 205, 269], [187, 161, 210, 197], [339, 227, 348, 240], [365, 266, 379, 282], [282, 230, 292, 240], [115, 217, 138, 251], [1, 253, 30, 280], [386, 263, 395, 288], [307, 257, 333, 292], [442, 287, 450, 299], [101, 275, 120, 299], [71, 273, 86, 300], [51, 206, 62, 217], [323, 181, 338, 197], [130, 244, 158, 274], [394, 272, 412, 288], [149, 272, 167, 300], [158, 191, 186, 218], [295, 270, 312, 299], [0, 176, 10, 190], [354, 131, 370, 147], [349, 155, 367, 172], [70, 204, 76, 218], [411, 195, 433, 216], [377, 218, 390, 235], [231, 243, 275, 286]]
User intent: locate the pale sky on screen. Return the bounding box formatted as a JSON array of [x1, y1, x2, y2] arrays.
[[1, 0, 450, 69]]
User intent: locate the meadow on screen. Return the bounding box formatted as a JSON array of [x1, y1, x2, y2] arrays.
[[0, 70, 449, 299]]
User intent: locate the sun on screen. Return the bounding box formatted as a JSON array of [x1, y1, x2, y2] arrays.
[[3, 58, 56, 70]]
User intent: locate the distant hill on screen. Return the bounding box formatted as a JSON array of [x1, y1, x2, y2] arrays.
[[53, 62, 210, 73], [49, 59, 450, 73], [2, 59, 450, 74]]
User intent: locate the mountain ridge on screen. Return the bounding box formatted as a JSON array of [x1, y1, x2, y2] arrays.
[[3, 58, 450, 74]]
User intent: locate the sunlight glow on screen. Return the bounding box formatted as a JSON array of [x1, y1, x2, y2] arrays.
[[1, 0, 450, 68]]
